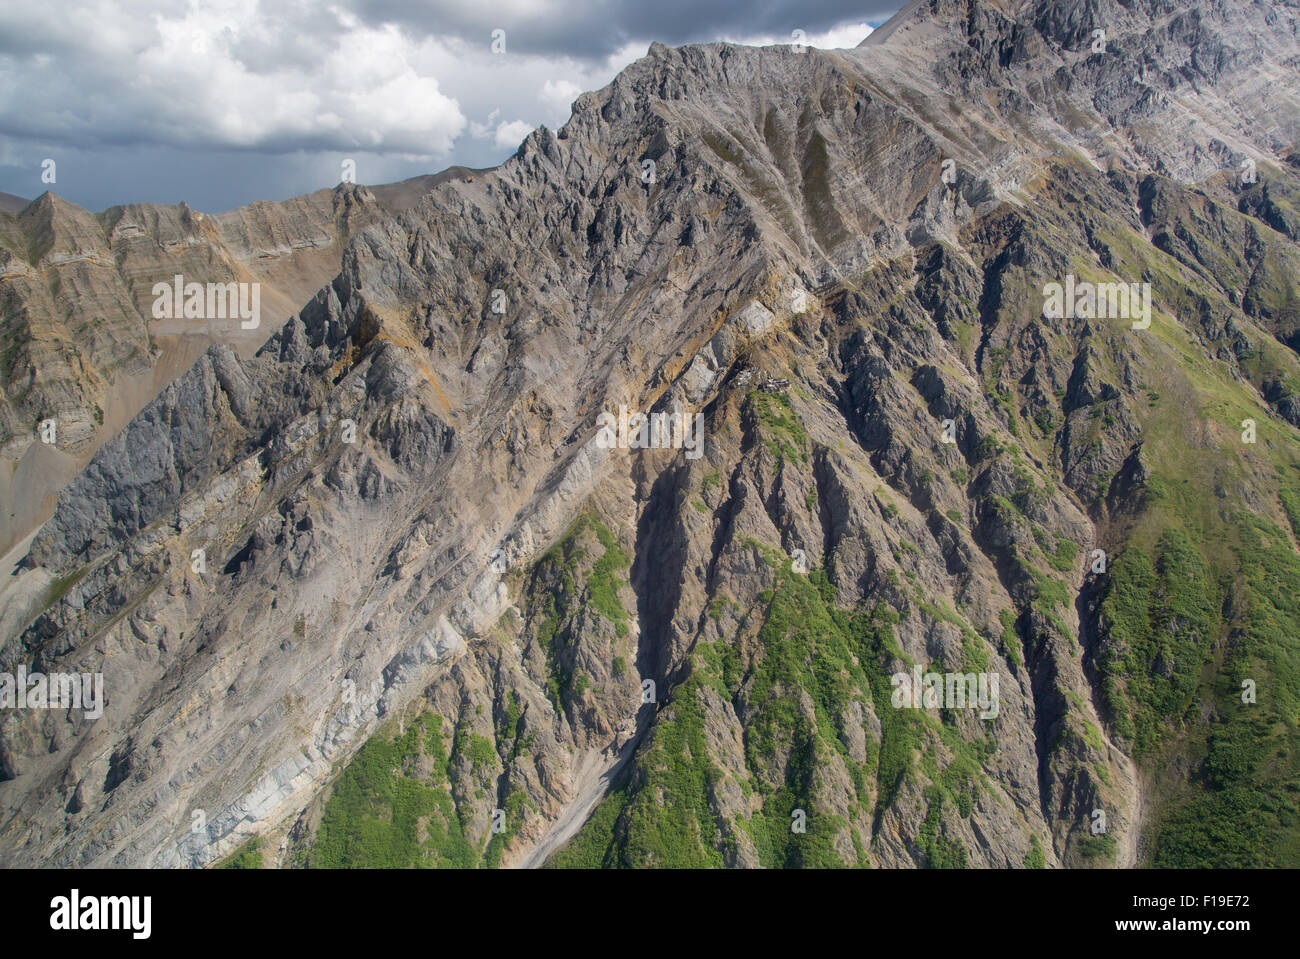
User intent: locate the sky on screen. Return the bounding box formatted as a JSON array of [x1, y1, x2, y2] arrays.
[[0, 1, 899, 213]]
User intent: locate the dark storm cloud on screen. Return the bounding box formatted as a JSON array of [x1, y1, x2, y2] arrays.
[[0, 0, 898, 212], [356, 0, 899, 58]]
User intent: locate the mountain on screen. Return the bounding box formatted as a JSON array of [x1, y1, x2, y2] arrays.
[[0, 171, 485, 565], [1, 0, 1299, 869]]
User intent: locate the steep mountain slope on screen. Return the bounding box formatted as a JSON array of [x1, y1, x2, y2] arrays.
[[2, 0, 1299, 869], [0, 170, 483, 564]]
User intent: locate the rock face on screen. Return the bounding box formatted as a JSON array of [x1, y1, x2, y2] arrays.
[[3, 0, 1300, 869], [0, 169, 483, 562]]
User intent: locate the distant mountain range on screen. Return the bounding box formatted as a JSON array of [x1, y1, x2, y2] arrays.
[[0, 167, 487, 564]]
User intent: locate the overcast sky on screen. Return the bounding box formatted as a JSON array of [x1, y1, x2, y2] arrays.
[[0, 1, 899, 213]]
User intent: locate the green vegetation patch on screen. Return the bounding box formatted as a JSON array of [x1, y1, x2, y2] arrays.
[[748, 390, 809, 465], [216, 836, 264, 869], [310, 712, 481, 868]]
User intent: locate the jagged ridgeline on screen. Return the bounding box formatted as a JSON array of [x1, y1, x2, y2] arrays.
[[2, 0, 1300, 869], [0, 169, 484, 563]]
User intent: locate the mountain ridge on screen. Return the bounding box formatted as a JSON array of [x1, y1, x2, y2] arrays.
[[0, 168, 488, 565]]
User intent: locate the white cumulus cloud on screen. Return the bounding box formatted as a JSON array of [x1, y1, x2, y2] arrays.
[[493, 120, 536, 150]]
